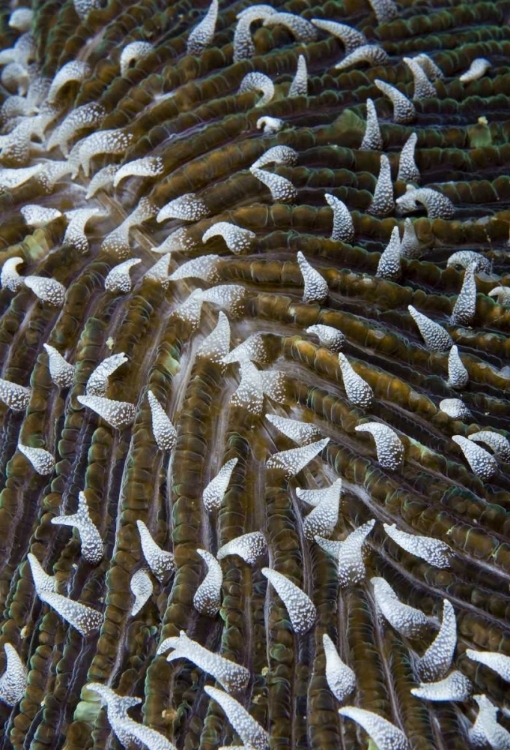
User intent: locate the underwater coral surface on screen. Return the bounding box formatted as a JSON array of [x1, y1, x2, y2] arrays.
[[0, 0, 510, 747]]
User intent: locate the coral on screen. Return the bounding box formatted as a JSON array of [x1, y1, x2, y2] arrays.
[[0, 2, 509, 749]]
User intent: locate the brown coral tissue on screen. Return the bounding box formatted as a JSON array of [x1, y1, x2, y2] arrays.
[[1, 0, 510, 747]]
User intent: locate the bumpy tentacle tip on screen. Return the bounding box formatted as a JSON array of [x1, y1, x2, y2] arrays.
[[205, 686, 269, 750], [411, 670, 472, 702], [217, 531, 267, 565], [193, 549, 223, 617], [452, 435, 498, 480], [202, 458, 238, 512], [0, 643, 27, 706], [77, 395, 136, 429], [147, 390, 177, 450], [130, 568, 153, 616], [297, 251, 329, 303], [338, 354, 373, 408], [51, 491, 103, 563], [266, 438, 330, 477], [262, 567, 316, 634], [136, 520, 174, 582], [0, 377, 31, 411], [338, 706, 410, 750], [17, 443, 55, 475]]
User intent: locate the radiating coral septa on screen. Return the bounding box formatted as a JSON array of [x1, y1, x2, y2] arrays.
[[193, 549, 223, 617], [0, 377, 31, 410], [262, 567, 316, 634], [24, 275, 66, 306], [383, 523, 451, 568], [416, 600, 456, 682], [51, 492, 103, 563], [323, 634, 356, 703], [452, 435, 498, 480], [1, 257, 24, 292], [376, 226, 402, 280], [147, 390, 177, 451], [104, 259, 141, 293], [0, 643, 26, 706], [205, 686, 269, 750], [187, 0, 218, 55], [130, 568, 153, 616], [86, 352, 128, 397], [136, 520, 174, 582], [338, 706, 410, 750], [217, 531, 267, 564], [77, 395, 136, 429], [18, 443, 55, 475], [202, 458, 238, 512], [371, 577, 429, 638], [266, 438, 330, 477], [411, 670, 472, 702], [297, 251, 328, 303], [238, 72, 275, 107], [120, 41, 153, 77]]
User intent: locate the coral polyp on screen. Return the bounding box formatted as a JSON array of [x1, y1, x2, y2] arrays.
[[0, 0, 510, 749]]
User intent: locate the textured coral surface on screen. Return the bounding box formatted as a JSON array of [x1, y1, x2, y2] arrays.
[[0, 0, 510, 748]]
